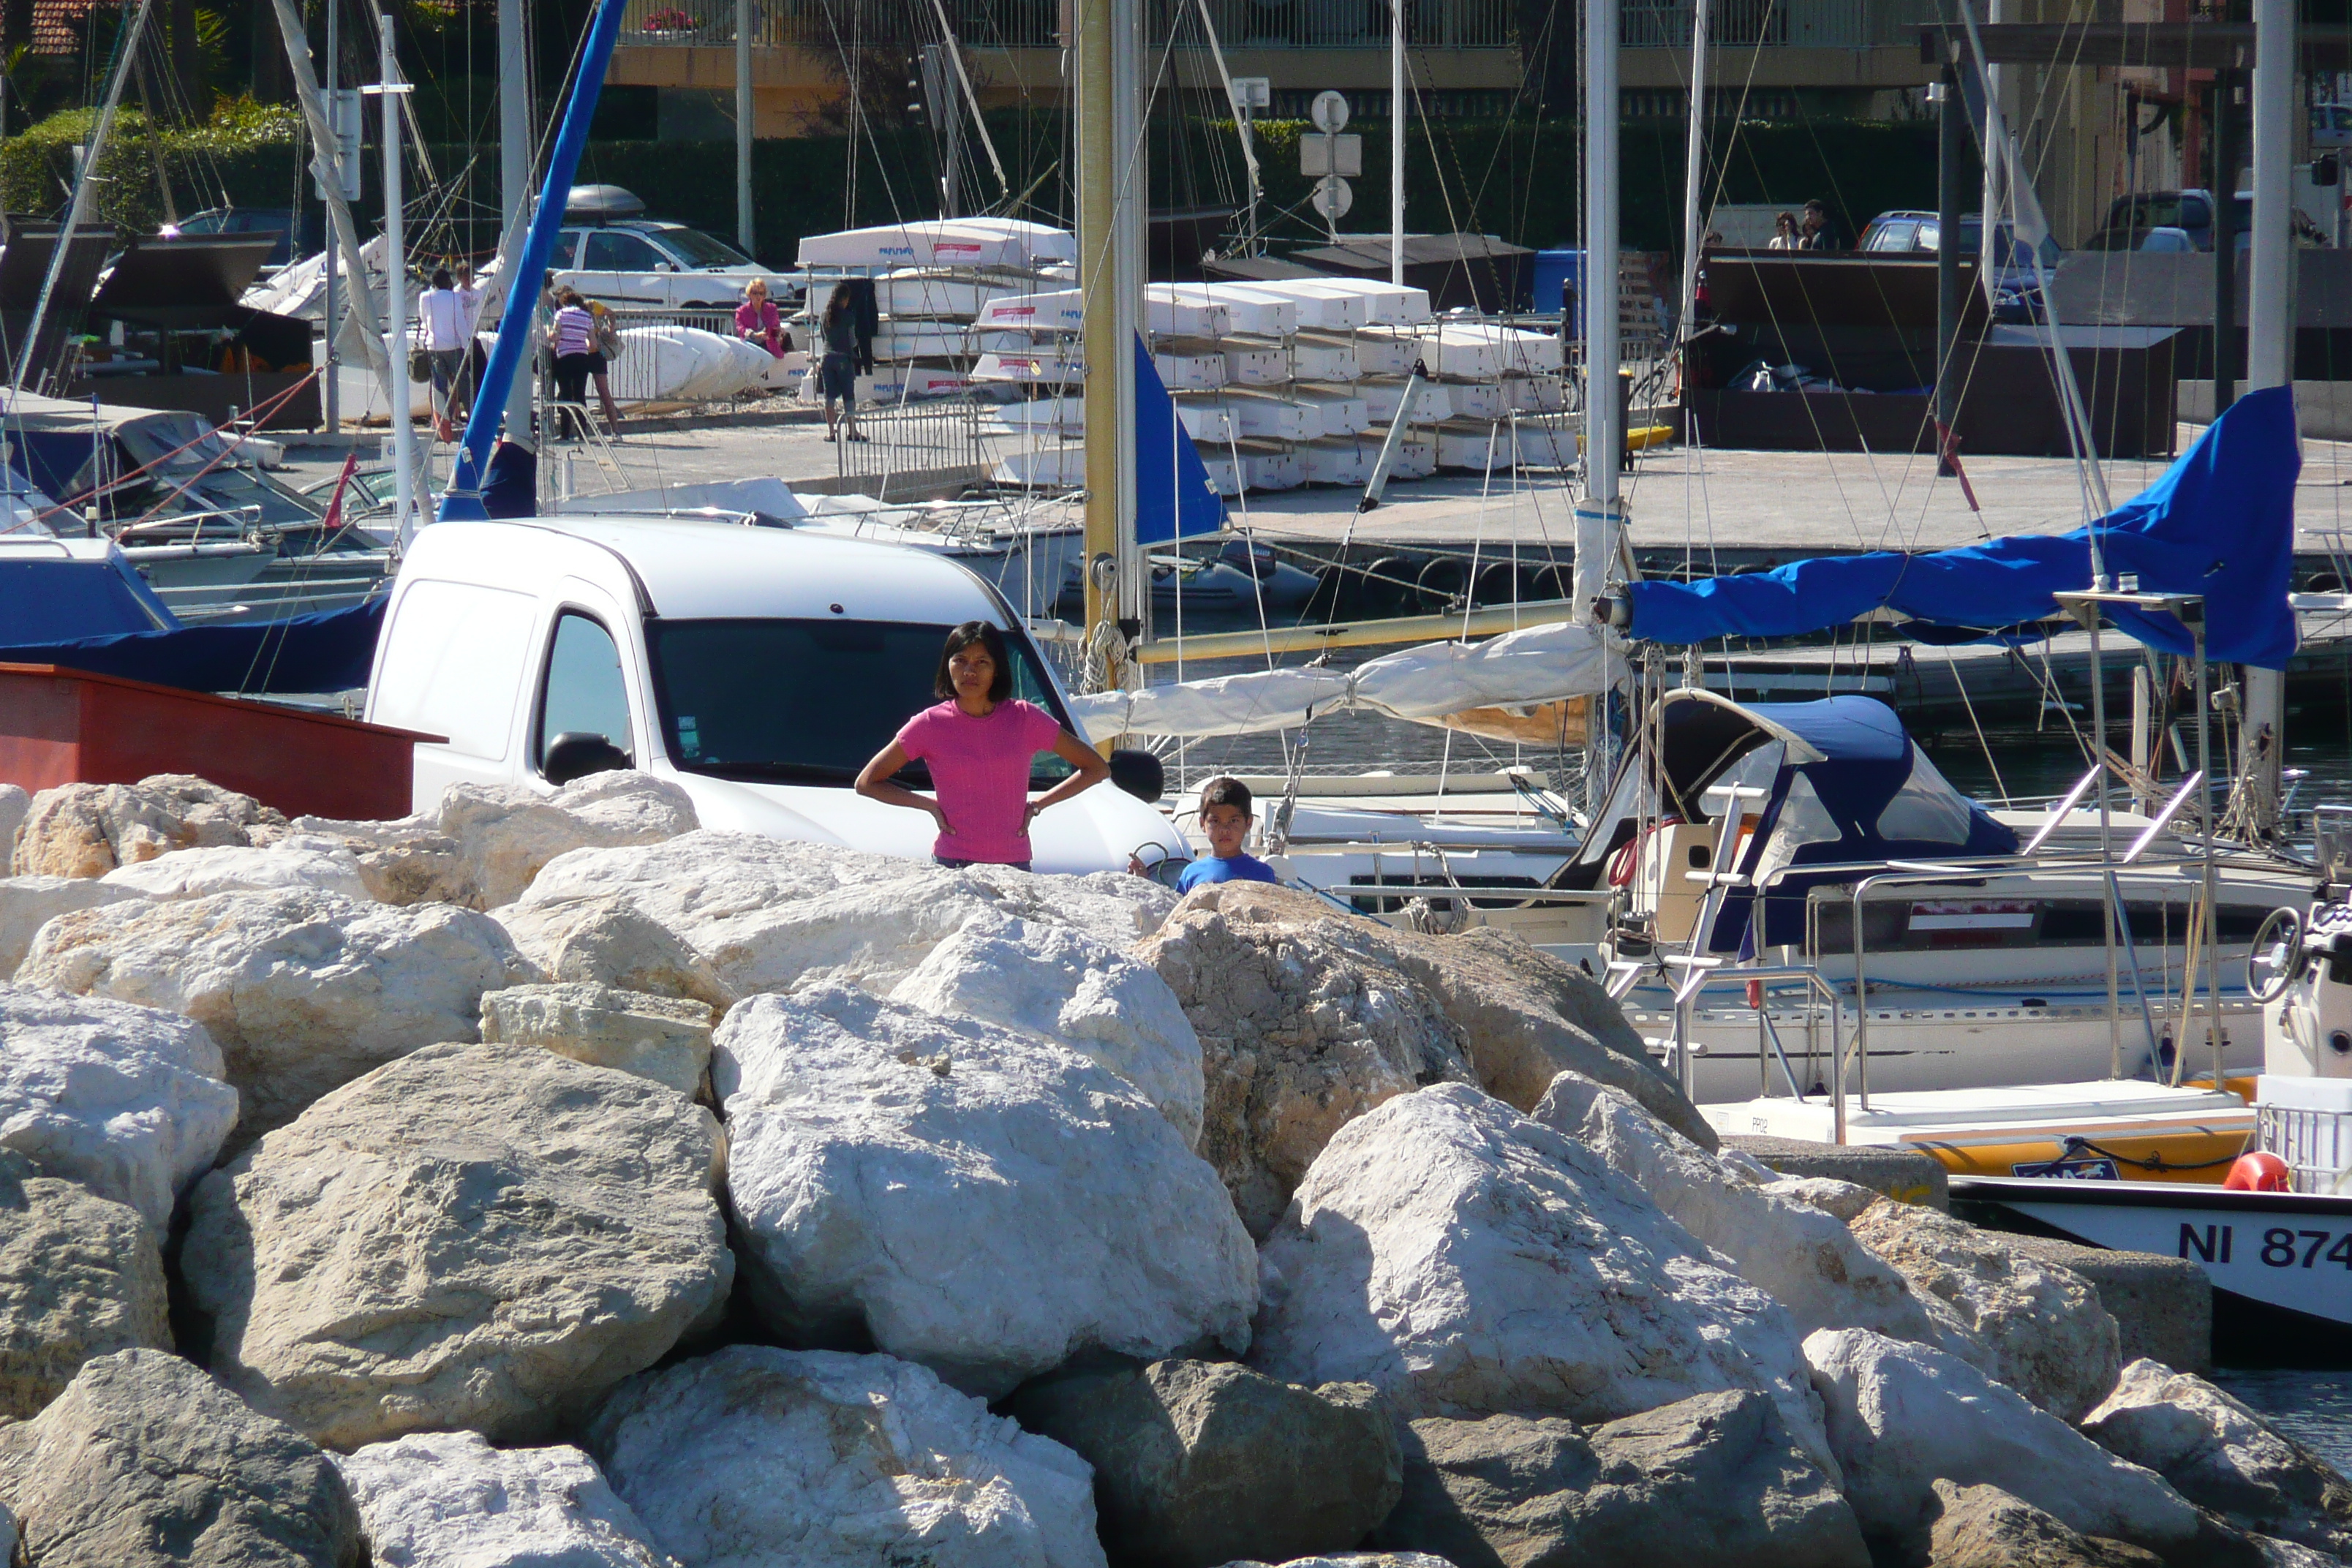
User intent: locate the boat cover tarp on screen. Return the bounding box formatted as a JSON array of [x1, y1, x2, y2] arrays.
[[0, 548, 179, 641], [1066, 618, 1610, 738], [0, 595, 385, 694], [1134, 333, 1224, 545], [1625, 385, 2299, 667]]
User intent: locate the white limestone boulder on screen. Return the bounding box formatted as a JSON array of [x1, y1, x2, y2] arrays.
[[0, 875, 146, 977], [1847, 1196, 2121, 1422], [888, 913, 1205, 1147], [0, 984, 237, 1229], [1803, 1327, 2206, 1555], [0, 1151, 172, 1419], [2083, 1359, 2352, 1556], [336, 1429, 678, 1568], [99, 838, 372, 902], [17, 886, 538, 1139], [1135, 890, 1477, 1237], [715, 985, 1256, 1398], [1531, 1071, 1941, 1342], [0, 783, 26, 867], [1250, 1082, 1825, 1460], [279, 772, 700, 909], [14, 775, 284, 878], [183, 1043, 732, 1450], [517, 830, 1175, 997], [587, 1345, 1107, 1568], [479, 981, 714, 1098], [491, 894, 735, 1010]]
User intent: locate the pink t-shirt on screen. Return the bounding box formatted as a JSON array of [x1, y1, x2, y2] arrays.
[[894, 698, 1063, 864]]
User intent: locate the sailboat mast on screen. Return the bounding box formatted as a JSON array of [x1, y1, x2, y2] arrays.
[[1390, 0, 1403, 284], [2238, 0, 2293, 840], [1674, 0, 1708, 358], [1077, 0, 1140, 686], [1575, 0, 1624, 813], [379, 13, 417, 543]]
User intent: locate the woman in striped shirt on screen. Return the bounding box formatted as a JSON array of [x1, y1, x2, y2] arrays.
[[546, 287, 598, 440]]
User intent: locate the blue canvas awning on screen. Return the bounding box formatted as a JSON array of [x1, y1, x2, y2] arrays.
[[1627, 386, 2300, 668], [0, 596, 385, 695]]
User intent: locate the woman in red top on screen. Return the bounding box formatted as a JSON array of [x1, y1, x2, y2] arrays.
[[855, 622, 1109, 870]]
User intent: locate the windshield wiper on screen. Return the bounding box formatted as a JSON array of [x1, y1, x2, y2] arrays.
[[685, 760, 860, 783]]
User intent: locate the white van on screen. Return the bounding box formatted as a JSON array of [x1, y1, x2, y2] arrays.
[[363, 515, 1189, 875]]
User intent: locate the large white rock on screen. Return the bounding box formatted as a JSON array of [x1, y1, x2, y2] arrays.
[[491, 894, 735, 1010], [479, 981, 714, 1098], [0, 783, 28, 869], [183, 1044, 731, 1450], [588, 1345, 1107, 1568], [519, 831, 1175, 997], [100, 839, 372, 902], [0, 875, 146, 978], [0, 1151, 173, 1419], [14, 776, 284, 878], [1846, 1197, 2120, 1422], [716, 985, 1255, 1398], [2084, 1359, 2352, 1556], [1530, 1071, 1941, 1343], [887, 913, 1205, 1147], [17, 887, 538, 1139], [336, 1429, 677, 1568], [0, 984, 237, 1229], [1802, 1327, 2205, 1553], [1251, 1082, 1825, 1460], [279, 772, 701, 909]]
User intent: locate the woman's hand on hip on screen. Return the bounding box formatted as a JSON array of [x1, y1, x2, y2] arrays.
[[1021, 798, 1044, 832]]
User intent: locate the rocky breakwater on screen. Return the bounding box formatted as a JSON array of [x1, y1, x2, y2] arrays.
[[0, 774, 2335, 1567]]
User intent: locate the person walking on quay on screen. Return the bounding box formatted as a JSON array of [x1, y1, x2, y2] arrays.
[[419, 266, 470, 442], [818, 280, 864, 442], [547, 287, 598, 441]]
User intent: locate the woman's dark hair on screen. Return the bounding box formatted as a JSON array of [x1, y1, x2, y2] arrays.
[[430, 266, 453, 290], [557, 286, 584, 308], [934, 620, 1013, 703], [824, 280, 856, 329]]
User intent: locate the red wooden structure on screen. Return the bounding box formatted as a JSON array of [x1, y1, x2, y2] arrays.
[[0, 664, 432, 821]]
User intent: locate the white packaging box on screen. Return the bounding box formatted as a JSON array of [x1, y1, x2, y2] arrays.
[[1292, 385, 1369, 435], [1243, 279, 1372, 328], [1503, 419, 1580, 468], [1443, 380, 1507, 421], [1190, 284, 1300, 336], [1389, 433, 1438, 479], [1504, 374, 1567, 412], [1154, 347, 1230, 389], [1221, 389, 1323, 440], [987, 396, 1085, 434], [1352, 328, 1425, 377], [877, 270, 1025, 318], [976, 289, 1086, 330], [1169, 394, 1237, 442], [872, 322, 972, 360], [1221, 343, 1289, 386], [992, 445, 1088, 486], [973, 350, 1085, 383], [1145, 284, 1235, 337], [1357, 377, 1453, 425], [1302, 436, 1370, 485], [1292, 336, 1359, 381], [1292, 276, 1433, 324], [797, 221, 1039, 269], [1235, 441, 1304, 490], [867, 368, 970, 401]]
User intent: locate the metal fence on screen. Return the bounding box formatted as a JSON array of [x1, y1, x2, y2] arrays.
[[836, 392, 987, 497], [598, 307, 763, 409], [1620, 0, 1926, 48], [622, 0, 1513, 50]]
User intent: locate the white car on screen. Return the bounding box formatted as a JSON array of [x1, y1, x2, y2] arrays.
[[550, 220, 792, 312], [363, 513, 1188, 875]]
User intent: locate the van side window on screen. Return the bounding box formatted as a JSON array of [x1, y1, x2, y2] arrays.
[[536, 611, 633, 772], [370, 579, 536, 761]]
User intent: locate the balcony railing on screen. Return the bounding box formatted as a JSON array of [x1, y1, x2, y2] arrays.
[[1621, 0, 1931, 48], [620, 0, 1514, 50]]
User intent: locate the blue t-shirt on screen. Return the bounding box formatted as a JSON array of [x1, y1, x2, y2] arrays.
[[1178, 853, 1279, 892]]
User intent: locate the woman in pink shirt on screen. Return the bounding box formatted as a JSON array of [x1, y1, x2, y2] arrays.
[[735, 278, 789, 356], [855, 621, 1109, 870]]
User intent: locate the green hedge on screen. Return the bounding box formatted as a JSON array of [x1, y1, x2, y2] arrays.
[[0, 100, 308, 233]]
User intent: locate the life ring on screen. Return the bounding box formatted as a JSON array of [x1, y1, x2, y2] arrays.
[[1606, 817, 1681, 889]]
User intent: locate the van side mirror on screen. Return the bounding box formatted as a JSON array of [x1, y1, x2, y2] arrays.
[[1108, 747, 1165, 803], [544, 731, 632, 786], [2319, 155, 2341, 188]]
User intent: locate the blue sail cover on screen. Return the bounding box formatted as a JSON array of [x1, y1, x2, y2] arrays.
[[1627, 385, 2301, 668], [1133, 333, 1225, 546], [0, 597, 386, 695]]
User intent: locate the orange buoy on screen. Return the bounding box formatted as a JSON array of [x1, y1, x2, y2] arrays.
[[2224, 1151, 2291, 1192]]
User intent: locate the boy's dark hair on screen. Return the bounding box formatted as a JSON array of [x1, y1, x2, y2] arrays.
[[935, 620, 1014, 702], [1199, 776, 1254, 817], [430, 266, 453, 290]]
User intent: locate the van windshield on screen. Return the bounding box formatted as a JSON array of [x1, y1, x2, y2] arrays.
[[645, 617, 1076, 786]]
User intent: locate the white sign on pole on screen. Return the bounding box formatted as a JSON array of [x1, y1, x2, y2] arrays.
[[1300, 133, 1362, 178], [1310, 90, 1349, 133], [1313, 175, 1354, 220], [1232, 75, 1270, 110]]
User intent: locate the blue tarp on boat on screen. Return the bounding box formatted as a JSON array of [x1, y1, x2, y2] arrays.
[[0, 546, 180, 641], [0, 595, 385, 695], [1626, 385, 2301, 668]]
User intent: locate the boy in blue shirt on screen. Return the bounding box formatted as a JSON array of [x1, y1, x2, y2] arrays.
[[1176, 776, 1281, 892]]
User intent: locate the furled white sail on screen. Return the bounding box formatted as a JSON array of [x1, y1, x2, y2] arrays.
[[1068, 619, 1611, 739]]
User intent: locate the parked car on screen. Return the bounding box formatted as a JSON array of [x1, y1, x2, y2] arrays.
[[1854, 209, 2062, 320], [2087, 189, 2330, 252], [551, 219, 783, 311]]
